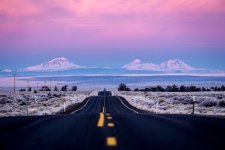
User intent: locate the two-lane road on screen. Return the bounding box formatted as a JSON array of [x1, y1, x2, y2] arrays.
[[1, 96, 225, 150]]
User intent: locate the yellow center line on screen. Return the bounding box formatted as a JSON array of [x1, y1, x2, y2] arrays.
[[108, 123, 114, 127], [97, 113, 104, 127], [106, 137, 117, 146]]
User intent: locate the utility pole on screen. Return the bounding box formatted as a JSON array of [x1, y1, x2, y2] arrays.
[[37, 83, 39, 91], [13, 72, 16, 93], [50, 80, 52, 91], [27, 80, 30, 90], [26, 102, 29, 116]]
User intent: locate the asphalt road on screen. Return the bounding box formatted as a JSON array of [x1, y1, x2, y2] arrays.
[[1, 96, 225, 150]]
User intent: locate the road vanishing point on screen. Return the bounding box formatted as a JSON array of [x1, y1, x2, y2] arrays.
[[0, 93, 225, 150]]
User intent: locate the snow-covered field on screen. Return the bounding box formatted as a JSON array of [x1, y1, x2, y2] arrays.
[[114, 91, 225, 116], [1, 90, 225, 117], [0, 91, 96, 117]]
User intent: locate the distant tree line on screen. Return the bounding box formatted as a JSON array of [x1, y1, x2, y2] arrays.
[[118, 83, 225, 92], [19, 85, 77, 92]]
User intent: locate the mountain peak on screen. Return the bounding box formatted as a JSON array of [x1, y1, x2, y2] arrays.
[[123, 58, 198, 72], [48, 57, 68, 63], [161, 59, 194, 72], [24, 57, 84, 72], [133, 59, 142, 64]]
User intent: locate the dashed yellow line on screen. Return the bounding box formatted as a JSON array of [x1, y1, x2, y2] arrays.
[[108, 123, 114, 127], [106, 137, 117, 146], [97, 110, 117, 147], [97, 113, 104, 127]]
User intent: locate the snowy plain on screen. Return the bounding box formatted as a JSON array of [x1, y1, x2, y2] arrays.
[[114, 91, 225, 116], [0, 91, 97, 117], [1, 90, 225, 117]]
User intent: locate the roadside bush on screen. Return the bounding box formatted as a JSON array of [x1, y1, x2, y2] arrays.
[[134, 88, 139, 91], [182, 97, 193, 105], [218, 100, 225, 107], [61, 85, 68, 91], [118, 83, 130, 91], [54, 86, 59, 91], [28, 87, 32, 92], [20, 101, 26, 106], [39, 86, 51, 91], [0, 97, 11, 104], [201, 99, 217, 107], [133, 85, 223, 92], [71, 86, 77, 91]]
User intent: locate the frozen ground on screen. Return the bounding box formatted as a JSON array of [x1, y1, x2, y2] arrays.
[[1, 90, 225, 117], [114, 91, 225, 116], [0, 91, 96, 117]]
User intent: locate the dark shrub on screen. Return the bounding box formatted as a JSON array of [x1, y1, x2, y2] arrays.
[[180, 85, 187, 92], [34, 90, 37, 94], [156, 86, 164, 92], [20, 101, 26, 106], [201, 87, 206, 91], [53, 94, 62, 98], [134, 88, 139, 91], [0, 97, 11, 104], [71, 86, 77, 91], [172, 85, 179, 92], [201, 100, 217, 107], [61, 85, 68, 91], [166, 86, 172, 92], [118, 83, 130, 91], [28, 87, 32, 92], [222, 86, 225, 91], [39, 86, 51, 91], [218, 100, 225, 107], [54, 86, 59, 91]]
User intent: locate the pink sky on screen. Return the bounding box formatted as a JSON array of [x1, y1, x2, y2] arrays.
[[0, 0, 225, 70]]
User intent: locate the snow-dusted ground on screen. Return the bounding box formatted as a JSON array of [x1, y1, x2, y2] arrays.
[[1, 90, 225, 117], [0, 91, 96, 117], [114, 91, 225, 116]]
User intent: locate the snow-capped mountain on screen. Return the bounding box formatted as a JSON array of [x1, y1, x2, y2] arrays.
[[160, 59, 196, 72], [122, 59, 162, 71], [122, 59, 201, 72], [24, 57, 84, 72], [0, 57, 218, 75]]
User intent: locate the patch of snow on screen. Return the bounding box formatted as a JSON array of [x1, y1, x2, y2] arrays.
[[114, 91, 225, 116], [0, 91, 94, 117]]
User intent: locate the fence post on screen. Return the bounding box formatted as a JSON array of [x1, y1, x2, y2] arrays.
[[156, 101, 159, 114], [192, 96, 195, 114], [64, 102, 66, 113], [26, 103, 29, 116]]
